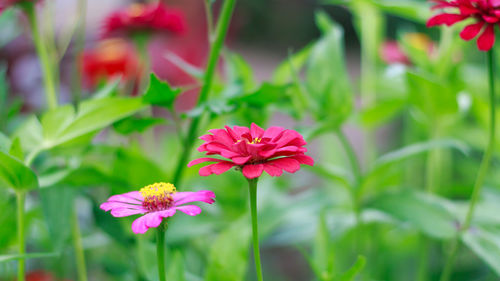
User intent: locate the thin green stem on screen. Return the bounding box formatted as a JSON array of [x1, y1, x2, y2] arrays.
[[172, 0, 236, 187], [24, 3, 58, 109], [71, 207, 88, 281], [439, 50, 496, 281], [70, 0, 87, 109], [16, 191, 26, 281], [248, 178, 264, 281], [157, 226, 166, 281], [336, 130, 362, 184], [204, 0, 214, 39]]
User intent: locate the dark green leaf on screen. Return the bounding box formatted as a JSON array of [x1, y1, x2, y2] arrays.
[[143, 73, 182, 109], [8, 137, 23, 161], [113, 117, 166, 135], [337, 255, 366, 281]]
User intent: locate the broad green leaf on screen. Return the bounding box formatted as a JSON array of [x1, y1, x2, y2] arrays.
[[143, 73, 182, 109], [237, 83, 289, 106], [337, 256, 366, 281], [0, 132, 11, 153], [113, 117, 166, 135], [93, 78, 120, 99], [205, 215, 251, 281], [307, 11, 352, 126], [40, 186, 74, 250], [373, 139, 469, 169], [368, 191, 456, 239], [0, 252, 59, 263], [11, 115, 43, 154], [222, 52, 256, 99], [0, 151, 38, 191], [359, 99, 406, 128], [8, 137, 23, 160], [462, 227, 500, 277], [41, 97, 145, 149], [166, 251, 186, 281]]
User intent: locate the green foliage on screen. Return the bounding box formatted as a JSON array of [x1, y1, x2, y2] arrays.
[[0, 151, 38, 191], [462, 227, 500, 276], [143, 74, 182, 109]]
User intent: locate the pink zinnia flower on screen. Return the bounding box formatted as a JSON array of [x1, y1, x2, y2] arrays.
[[102, 3, 186, 38], [427, 0, 500, 51], [188, 123, 315, 179], [100, 182, 215, 234]]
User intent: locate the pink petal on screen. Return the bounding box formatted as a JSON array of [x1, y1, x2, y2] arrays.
[[263, 126, 285, 139], [188, 157, 227, 167], [268, 158, 301, 173], [242, 164, 264, 179], [250, 123, 265, 138], [263, 163, 283, 177], [107, 191, 143, 204], [460, 21, 484, 40], [232, 125, 250, 137], [482, 15, 500, 23], [131, 209, 177, 234], [477, 24, 495, 51], [110, 208, 147, 217], [199, 162, 235, 176], [100, 201, 143, 211], [291, 155, 315, 166], [174, 190, 216, 205], [232, 156, 252, 165], [426, 14, 467, 27], [175, 205, 202, 216]]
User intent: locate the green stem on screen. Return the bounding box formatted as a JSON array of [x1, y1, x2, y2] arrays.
[[172, 0, 236, 187], [24, 3, 58, 109], [16, 191, 26, 281], [203, 0, 215, 39], [157, 226, 166, 281], [439, 49, 496, 281], [336, 130, 362, 184], [70, 0, 87, 109], [71, 207, 88, 281], [248, 178, 264, 281]]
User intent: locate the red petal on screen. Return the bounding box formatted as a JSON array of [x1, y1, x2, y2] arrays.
[[460, 21, 485, 40], [242, 164, 264, 179], [477, 24, 495, 51], [250, 123, 265, 138], [291, 155, 315, 166], [262, 163, 283, 177], [268, 158, 301, 173], [426, 13, 467, 27], [188, 157, 227, 167]]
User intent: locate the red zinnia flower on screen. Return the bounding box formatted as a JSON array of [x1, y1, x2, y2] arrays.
[[188, 123, 315, 179], [427, 0, 500, 51], [81, 39, 141, 88], [102, 3, 186, 38]]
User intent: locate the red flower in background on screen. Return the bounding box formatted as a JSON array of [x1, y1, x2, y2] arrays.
[[381, 33, 435, 65], [24, 270, 72, 281], [102, 3, 186, 38], [188, 123, 314, 179], [81, 39, 141, 88], [427, 0, 500, 51]]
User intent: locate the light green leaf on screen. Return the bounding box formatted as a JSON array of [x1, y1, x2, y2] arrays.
[[368, 191, 456, 239], [113, 117, 166, 135], [359, 99, 406, 128], [205, 215, 251, 281], [237, 83, 290, 106], [143, 73, 182, 109], [40, 186, 74, 250], [337, 256, 366, 281], [8, 137, 23, 160], [0, 132, 10, 153], [462, 228, 500, 277], [0, 252, 59, 263], [167, 251, 186, 281], [11, 115, 43, 155], [0, 151, 38, 191]]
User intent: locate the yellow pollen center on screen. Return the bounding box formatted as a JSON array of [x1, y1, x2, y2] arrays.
[[140, 182, 177, 200], [237, 137, 262, 144], [128, 4, 145, 17]]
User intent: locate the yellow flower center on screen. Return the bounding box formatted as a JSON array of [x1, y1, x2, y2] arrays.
[[236, 137, 262, 144], [128, 4, 145, 17], [140, 182, 177, 212]]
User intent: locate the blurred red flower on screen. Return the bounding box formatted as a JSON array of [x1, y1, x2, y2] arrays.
[[102, 3, 186, 38], [381, 33, 435, 65], [427, 0, 500, 51], [22, 270, 72, 281], [81, 39, 141, 88]]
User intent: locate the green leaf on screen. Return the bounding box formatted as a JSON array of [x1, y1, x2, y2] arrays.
[[41, 97, 145, 149], [462, 227, 500, 277], [0, 252, 59, 263], [113, 117, 166, 135], [93, 78, 120, 99], [307, 11, 352, 126], [313, 212, 335, 281], [222, 52, 256, 99], [237, 83, 290, 107], [336, 256, 366, 281], [8, 138, 23, 160], [359, 99, 406, 128], [40, 186, 74, 250], [143, 73, 182, 109], [373, 139, 469, 169], [0, 132, 11, 153], [0, 151, 38, 191], [272, 45, 311, 85], [11, 115, 43, 155], [167, 251, 186, 281], [368, 191, 456, 239], [205, 215, 251, 281]]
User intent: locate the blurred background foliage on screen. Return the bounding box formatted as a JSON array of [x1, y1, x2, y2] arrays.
[[1, 0, 500, 281]]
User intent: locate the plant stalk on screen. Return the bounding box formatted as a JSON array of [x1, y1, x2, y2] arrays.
[[172, 0, 236, 187], [439, 49, 496, 281], [16, 191, 26, 281], [248, 178, 264, 281], [71, 207, 88, 281], [157, 226, 167, 281], [24, 3, 58, 109]]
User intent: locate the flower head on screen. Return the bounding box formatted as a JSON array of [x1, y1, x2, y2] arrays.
[[427, 0, 500, 51], [102, 3, 186, 38], [188, 123, 315, 179], [100, 182, 215, 234], [381, 33, 436, 65], [82, 39, 140, 88]]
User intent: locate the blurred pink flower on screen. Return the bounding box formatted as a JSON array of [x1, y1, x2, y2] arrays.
[[100, 183, 215, 234], [381, 41, 411, 65], [427, 0, 500, 51], [381, 33, 436, 65], [188, 123, 314, 179], [102, 3, 186, 38]]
